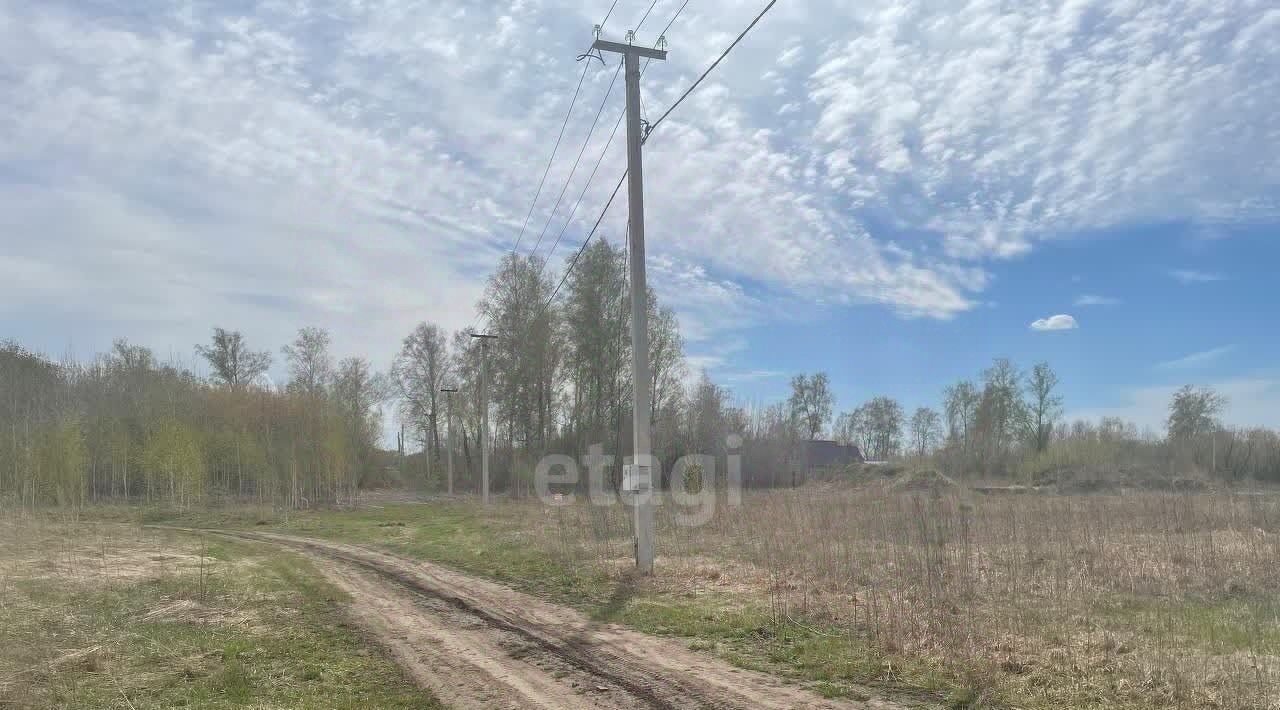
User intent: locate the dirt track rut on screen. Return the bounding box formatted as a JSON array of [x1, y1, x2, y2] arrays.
[[173, 528, 927, 710]]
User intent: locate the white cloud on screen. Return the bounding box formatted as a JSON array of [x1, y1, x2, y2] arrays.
[[1030, 314, 1079, 331], [777, 45, 803, 68], [1075, 294, 1120, 306], [1156, 345, 1236, 371], [0, 0, 1275, 366], [802, 0, 1280, 260], [647, 254, 763, 343], [720, 369, 787, 383], [1169, 269, 1227, 284]]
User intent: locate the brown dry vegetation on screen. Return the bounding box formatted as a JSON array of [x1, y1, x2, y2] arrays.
[[0, 515, 436, 709], [523, 486, 1280, 709], [30, 483, 1280, 708]]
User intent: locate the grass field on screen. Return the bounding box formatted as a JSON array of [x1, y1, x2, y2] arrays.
[[129, 486, 1280, 709], [0, 515, 440, 709]]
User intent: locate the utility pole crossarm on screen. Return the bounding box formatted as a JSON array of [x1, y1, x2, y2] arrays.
[[591, 39, 667, 61]]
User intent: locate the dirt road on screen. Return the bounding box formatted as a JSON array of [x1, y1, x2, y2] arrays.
[[180, 529, 928, 709]]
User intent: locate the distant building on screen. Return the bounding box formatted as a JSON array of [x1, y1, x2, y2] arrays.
[[799, 439, 864, 471]]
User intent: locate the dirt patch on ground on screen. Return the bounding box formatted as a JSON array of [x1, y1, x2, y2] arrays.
[[888, 469, 960, 494], [0, 519, 218, 585], [181, 528, 924, 710]]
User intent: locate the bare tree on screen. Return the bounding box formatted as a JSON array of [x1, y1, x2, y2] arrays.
[[562, 239, 629, 455], [973, 358, 1023, 472], [333, 356, 388, 503], [478, 253, 561, 492], [943, 380, 980, 450], [1021, 362, 1062, 453], [391, 323, 449, 458], [833, 409, 863, 448], [788, 373, 834, 439], [648, 297, 685, 431], [196, 327, 271, 388], [282, 327, 333, 397], [909, 407, 942, 458], [863, 396, 904, 460]]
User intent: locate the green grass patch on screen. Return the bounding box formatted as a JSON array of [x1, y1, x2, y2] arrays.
[[1101, 593, 1280, 655], [0, 524, 440, 709], [132, 503, 984, 704]]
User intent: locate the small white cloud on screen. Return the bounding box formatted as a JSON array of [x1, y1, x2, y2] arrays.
[[1169, 269, 1226, 284], [720, 369, 786, 383], [1156, 345, 1236, 370], [1030, 314, 1079, 331], [1075, 294, 1120, 306], [777, 46, 802, 68]]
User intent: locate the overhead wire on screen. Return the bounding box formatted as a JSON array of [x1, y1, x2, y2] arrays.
[[446, 0, 765, 466], [599, 0, 622, 28], [644, 0, 777, 142], [532, 0, 777, 324], [529, 0, 662, 266], [510, 65, 589, 258], [528, 60, 625, 262], [657, 0, 691, 38], [464, 1, 631, 339]]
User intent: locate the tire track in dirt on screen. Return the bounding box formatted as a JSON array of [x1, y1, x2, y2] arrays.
[[159, 527, 931, 710]]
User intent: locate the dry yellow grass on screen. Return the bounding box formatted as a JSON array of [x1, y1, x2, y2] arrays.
[[0, 513, 438, 709], [525, 486, 1280, 708]]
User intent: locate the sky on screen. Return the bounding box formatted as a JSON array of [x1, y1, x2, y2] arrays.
[[1, 0, 1278, 435]]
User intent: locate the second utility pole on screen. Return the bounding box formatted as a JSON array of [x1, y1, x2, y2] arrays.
[[440, 386, 458, 496], [593, 33, 665, 575]]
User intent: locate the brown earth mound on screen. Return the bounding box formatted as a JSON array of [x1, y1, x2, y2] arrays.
[[890, 468, 960, 493]]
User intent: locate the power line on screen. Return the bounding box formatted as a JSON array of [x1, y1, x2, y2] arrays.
[[529, 60, 624, 262], [658, 0, 691, 39], [645, 0, 777, 142], [528, 0, 665, 265], [538, 171, 627, 319], [467, 3, 631, 337], [510, 63, 589, 258], [534, 0, 776, 321], [510, 1, 660, 258], [531, 0, 686, 281], [634, 0, 659, 31], [598, 0, 621, 28], [532, 103, 626, 278]]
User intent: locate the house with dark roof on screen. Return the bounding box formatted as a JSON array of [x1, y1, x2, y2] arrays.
[[799, 439, 864, 471]]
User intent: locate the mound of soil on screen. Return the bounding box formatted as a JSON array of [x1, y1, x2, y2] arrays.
[[890, 468, 960, 493], [842, 462, 904, 486]]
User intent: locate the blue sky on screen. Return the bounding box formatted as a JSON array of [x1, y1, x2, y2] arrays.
[[722, 226, 1279, 431], [1, 0, 1278, 434]]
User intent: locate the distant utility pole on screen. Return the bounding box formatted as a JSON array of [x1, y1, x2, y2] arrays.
[[397, 422, 405, 479], [470, 333, 499, 505], [593, 32, 666, 576], [440, 387, 458, 496]]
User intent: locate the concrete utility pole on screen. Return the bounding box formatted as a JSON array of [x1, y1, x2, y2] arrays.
[[470, 333, 498, 505], [440, 387, 458, 496], [593, 33, 666, 575]]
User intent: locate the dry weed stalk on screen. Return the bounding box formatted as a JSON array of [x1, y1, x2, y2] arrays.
[[527, 488, 1280, 708]]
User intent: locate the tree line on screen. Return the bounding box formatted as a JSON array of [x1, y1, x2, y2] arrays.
[[800, 358, 1280, 483], [0, 329, 383, 510], [1, 240, 767, 509], [6, 235, 1280, 509]]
